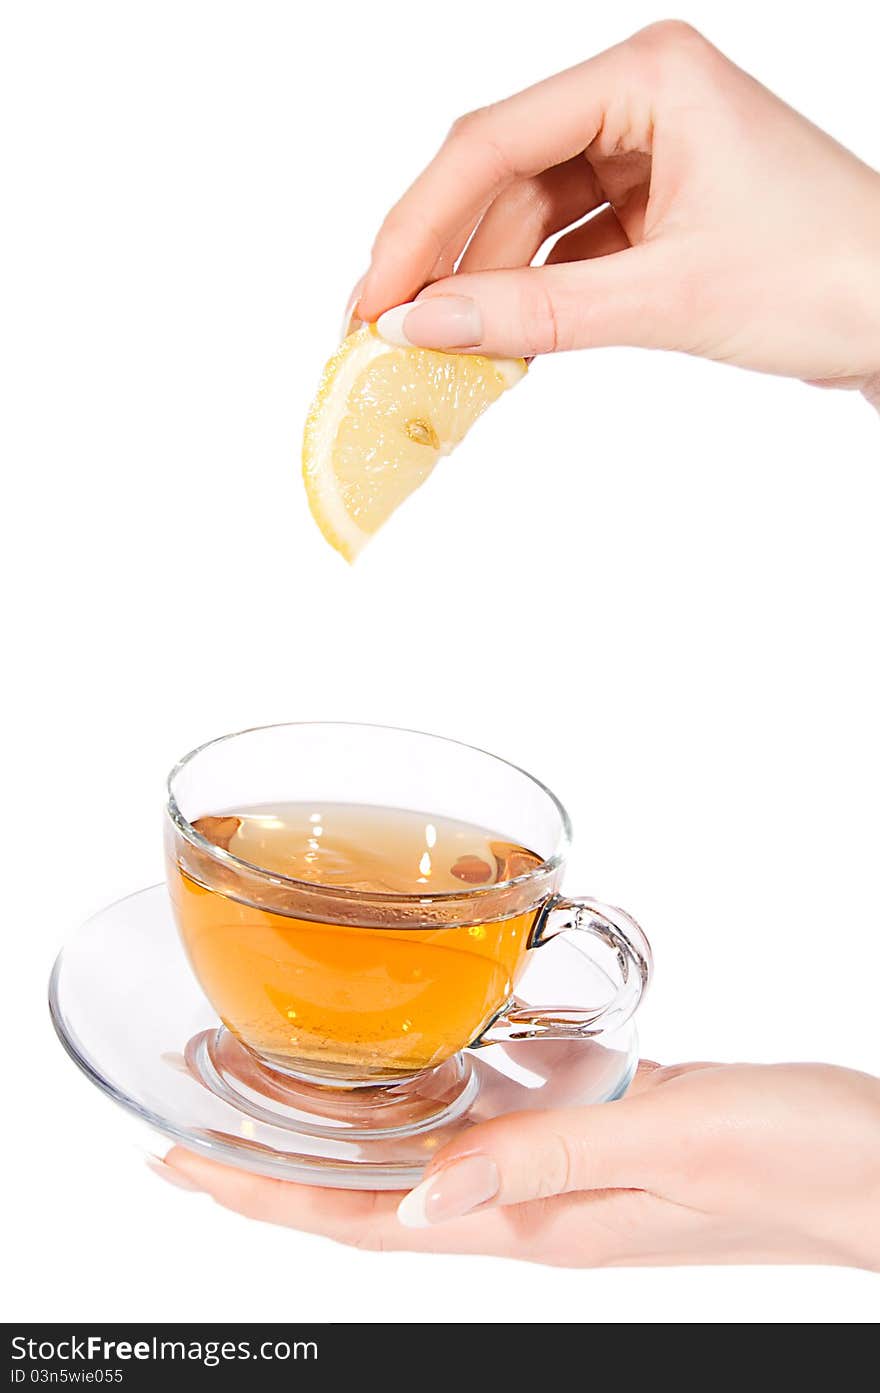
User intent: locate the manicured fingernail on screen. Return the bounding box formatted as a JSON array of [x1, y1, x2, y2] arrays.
[[376, 296, 483, 351], [341, 273, 368, 339], [146, 1155, 204, 1193], [397, 1155, 499, 1228]]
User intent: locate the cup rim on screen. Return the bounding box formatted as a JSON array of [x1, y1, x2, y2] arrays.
[[166, 721, 572, 905]]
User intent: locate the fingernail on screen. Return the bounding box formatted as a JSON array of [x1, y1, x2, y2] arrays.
[[397, 1155, 499, 1228], [340, 273, 368, 340], [145, 1154, 204, 1193], [376, 296, 483, 351]]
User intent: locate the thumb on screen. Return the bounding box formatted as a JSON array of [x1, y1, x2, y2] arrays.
[[396, 1093, 663, 1229], [375, 246, 682, 359]]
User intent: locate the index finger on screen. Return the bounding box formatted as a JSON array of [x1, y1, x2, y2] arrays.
[[358, 36, 645, 321]]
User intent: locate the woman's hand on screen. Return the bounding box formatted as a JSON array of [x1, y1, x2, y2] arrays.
[[352, 21, 880, 405], [155, 1060, 880, 1269]]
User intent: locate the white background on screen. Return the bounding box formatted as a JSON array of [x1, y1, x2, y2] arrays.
[[3, 0, 879, 1325]]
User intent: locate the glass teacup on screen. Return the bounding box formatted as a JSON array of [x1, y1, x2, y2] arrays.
[[166, 723, 652, 1091]]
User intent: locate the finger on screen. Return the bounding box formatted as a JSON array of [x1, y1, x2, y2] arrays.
[[153, 1147, 534, 1256], [396, 1088, 675, 1226], [376, 243, 684, 358], [623, 1058, 664, 1091], [458, 157, 604, 274], [347, 208, 488, 331], [582, 152, 651, 244], [157, 1146, 672, 1264], [426, 201, 493, 282], [160, 1146, 391, 1227], [648, 1060, 721, 1082], [341, 272, 368, 338], [545, 204, 631, 264], [358, 32, 663, 320], [160, 1145, 507, 1253]]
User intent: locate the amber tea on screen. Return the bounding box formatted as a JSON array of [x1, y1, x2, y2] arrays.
[[168, 802, 544, 1081]]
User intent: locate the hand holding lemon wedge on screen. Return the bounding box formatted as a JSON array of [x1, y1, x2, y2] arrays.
[[302, 323, 526, 561]]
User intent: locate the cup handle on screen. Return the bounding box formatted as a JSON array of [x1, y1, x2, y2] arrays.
[[471, 896, 653, 1047]]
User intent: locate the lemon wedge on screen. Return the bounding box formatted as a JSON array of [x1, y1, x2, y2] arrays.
[[302, 325, 526, 560]]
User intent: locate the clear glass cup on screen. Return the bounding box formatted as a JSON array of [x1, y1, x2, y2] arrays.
[[165, 723, 652, 1092]]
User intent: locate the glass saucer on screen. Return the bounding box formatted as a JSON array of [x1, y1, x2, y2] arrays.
[[49, 886, 639, 1190]]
